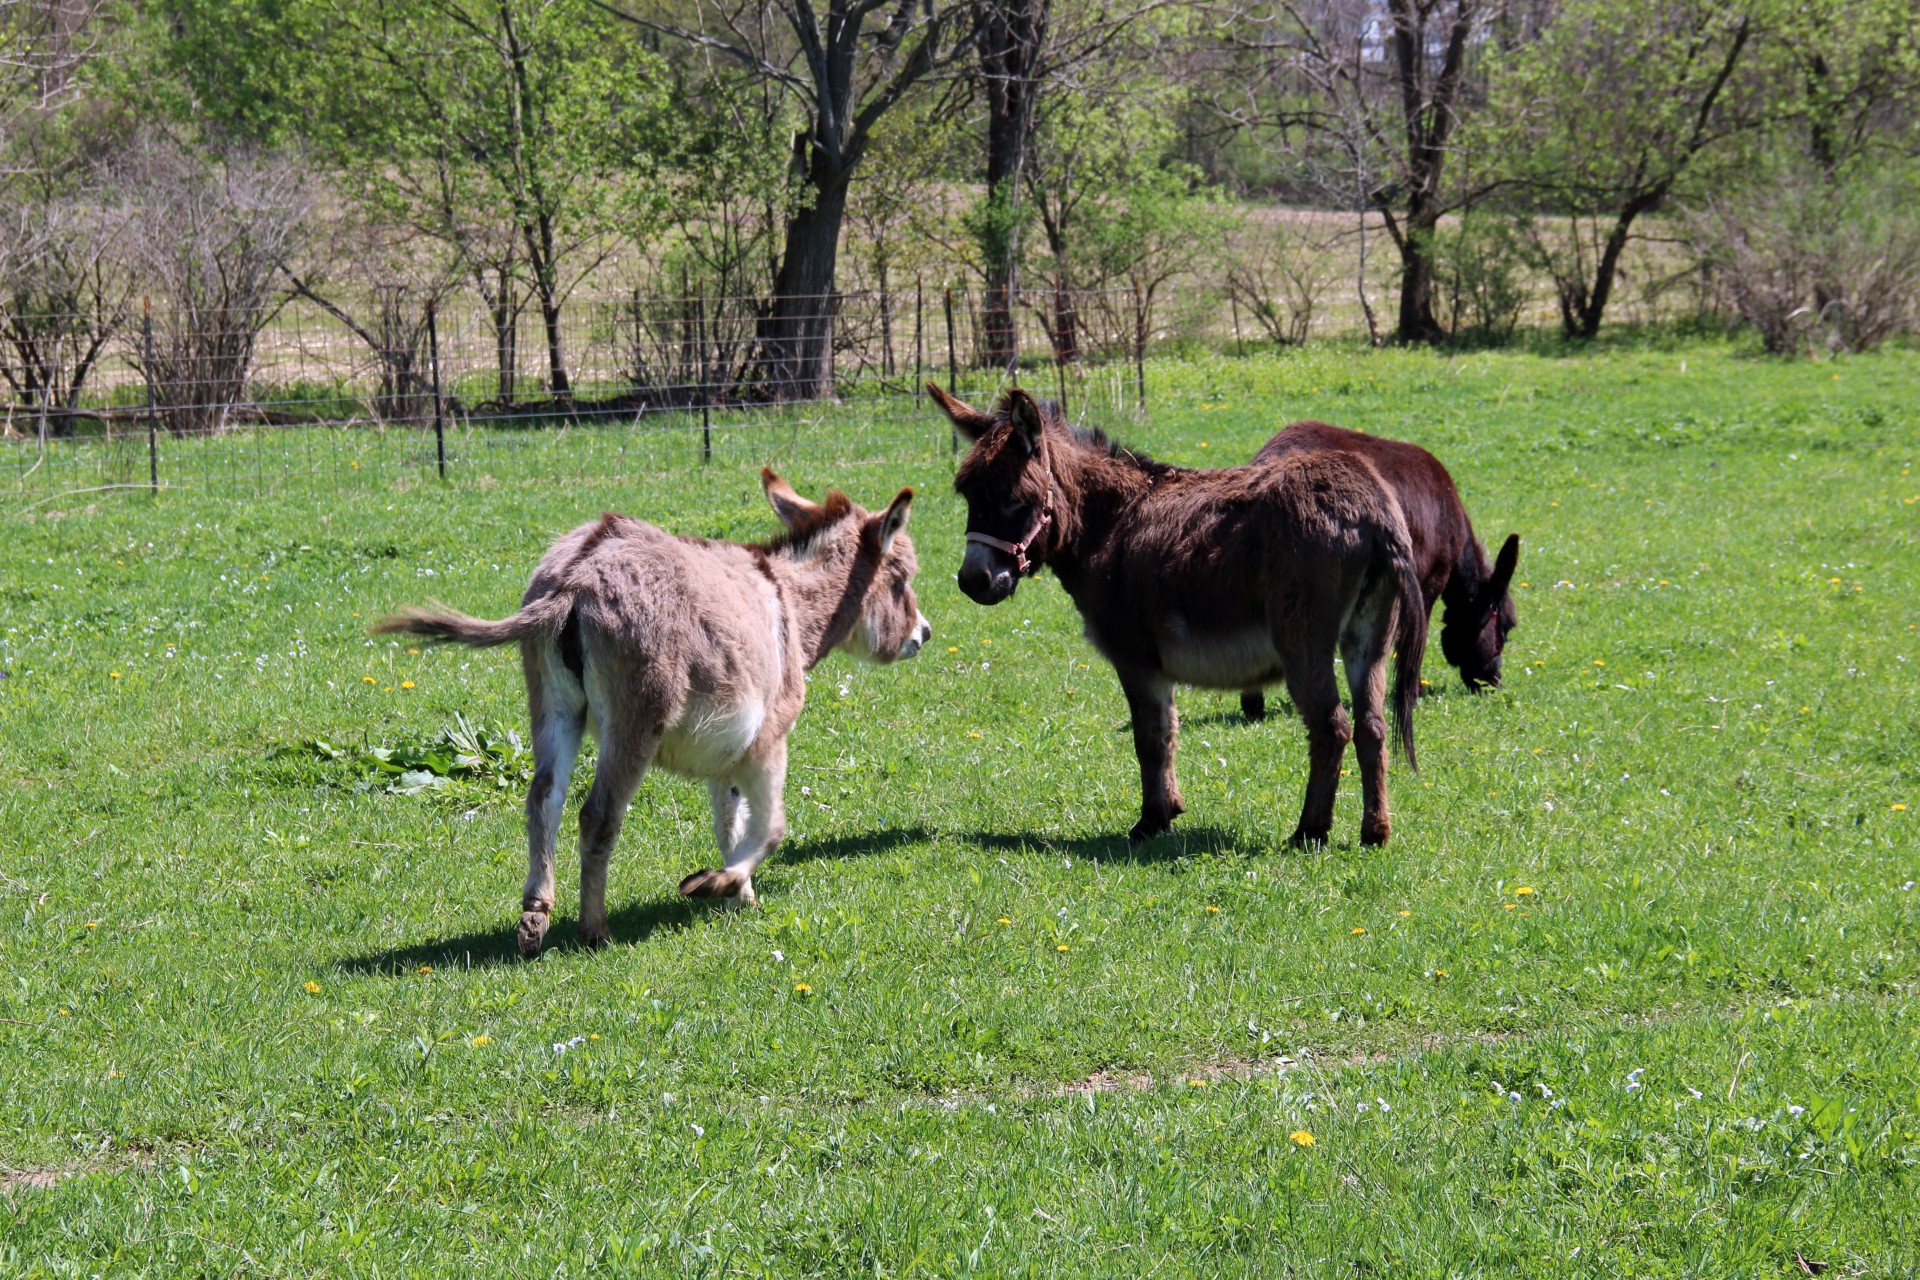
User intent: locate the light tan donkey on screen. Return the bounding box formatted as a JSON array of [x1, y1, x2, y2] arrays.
[[376, 470, 931, 956]]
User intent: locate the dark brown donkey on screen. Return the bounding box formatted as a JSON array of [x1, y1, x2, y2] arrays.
[[931, 385, 1428, 847], [1240, 421, 1519, 721]]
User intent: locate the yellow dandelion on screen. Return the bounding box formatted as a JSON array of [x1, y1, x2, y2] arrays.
[[362, 676, 376, 684], [1515, 886, 1536, 896], [793, 982, 812, 993], [1829, 577, 1841, 584], [1200, 442, 1210, 449], [1289, 1130, 1315, 1148], [383, 687, 393, 693], [303, 981, 320, 994], [1398, 910, 1411, 918], [968, 731, 982, 739], [1434, 969, 1449, 977], [981, 638, 991, 645], [590, 1033, 601, 1041], [1056, 944, 1070, 953], [1592, 659, 1605, 667], [417, 964, 432, 974], [1518, 581, 1529, 588], [1350, 926, 1366, 935], [85, 921, 99, 929], [1189, 1078, 1209, 1087], [109, 671, 121, 679], [947, 645, 959, 653], [1894, 804, 1908, 812], [351, 611, 361, 617], [407, 647, 419, 655], [400, 680, 416, 689], [1503, 903, 1517, 911], [1205, 905, 1221, 914], [997, 917, 1011, 925], [58, 1008, 70, 1016], [470, 1035, 492, 1045]]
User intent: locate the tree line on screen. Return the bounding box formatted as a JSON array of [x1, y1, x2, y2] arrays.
[[2, 0, 1916, 425]]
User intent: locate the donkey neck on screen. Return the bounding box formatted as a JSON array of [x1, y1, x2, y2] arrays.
[[1042, 429, 1169, 578], [760, 534, 876, 670]]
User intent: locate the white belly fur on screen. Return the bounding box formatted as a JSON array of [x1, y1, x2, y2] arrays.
[[654, 695, 768, 778], [1157, 621, 1283, 690]]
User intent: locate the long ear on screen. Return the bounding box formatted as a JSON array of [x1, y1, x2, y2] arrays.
[[1487, 534, 1520, 597], [761, 466, 821, 529], [869, 487, 914, 555], [927, 382, 995, 441], [1006, 388, 1045, 454]]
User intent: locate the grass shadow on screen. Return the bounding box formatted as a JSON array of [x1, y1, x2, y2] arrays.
[[332, 826, 933, 973], [958, 823, 1253, 865]]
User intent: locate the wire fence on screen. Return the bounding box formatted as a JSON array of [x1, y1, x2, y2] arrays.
[[0, 282, 1165, 502]]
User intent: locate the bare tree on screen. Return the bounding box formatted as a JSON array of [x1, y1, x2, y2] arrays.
[[0, 0, 108, 172], [122, 139, 310, 434], [0, 184, 131, 435], [1218, 0, 1514, 344], [597, 0, 978, 398]]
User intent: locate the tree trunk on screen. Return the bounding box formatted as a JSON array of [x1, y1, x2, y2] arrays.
[[759, 166, 852, 400], [1395, 207, 1446, 345], [1576, 190, 1662, 339], [978, 0, 1050, 371]]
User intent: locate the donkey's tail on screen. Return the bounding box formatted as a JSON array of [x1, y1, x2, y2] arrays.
[[1386, 531, 1428, 771], [371, 592, 573, 650]]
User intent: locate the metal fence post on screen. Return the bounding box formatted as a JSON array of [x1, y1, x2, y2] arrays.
[[697, 286, 711, 464], [943, 286, 959, 453], [427, 299, 447, 480], [143, 298, 159, 493], [1132, 276, 1148, 415], [914, 276, 924, 387]]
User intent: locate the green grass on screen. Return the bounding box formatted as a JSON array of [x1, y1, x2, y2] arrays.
[[2, 338, 1916, 1276]]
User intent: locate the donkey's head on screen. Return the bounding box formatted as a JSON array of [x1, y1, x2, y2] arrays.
[[931, 384, 1060, 606], [1441, 533, 1519, 690], [761, 468, 931, 662]]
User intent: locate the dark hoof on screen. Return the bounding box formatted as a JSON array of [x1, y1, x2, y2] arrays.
[[678, 867, 741, 899], [1128, 814, 1177, 843], [579, 923, 611, 949], [1287, 827, 1329, 849], [1360, 819, 1392, 847], [517, 910, 550, 958], [1240, 692, 1266, 722]]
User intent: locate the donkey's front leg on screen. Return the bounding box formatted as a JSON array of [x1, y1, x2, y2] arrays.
[[680, 740, 787, 909], [1118, 669, 1184, 841]]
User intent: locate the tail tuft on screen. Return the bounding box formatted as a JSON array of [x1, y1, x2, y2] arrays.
[[1389, 546, 1428, 771]]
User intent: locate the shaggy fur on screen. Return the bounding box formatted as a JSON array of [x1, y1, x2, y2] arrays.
[[1240, 421, 1519, 720], [375, 470, 930, 955], [932, 383, 1427, 847]]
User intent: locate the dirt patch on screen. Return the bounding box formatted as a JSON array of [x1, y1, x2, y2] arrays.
[[1, 1168, 70, 1193]]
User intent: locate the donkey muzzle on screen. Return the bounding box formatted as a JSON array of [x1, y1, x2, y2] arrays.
[[958, 543, 1018, 605], [899, 612, 933, 659]]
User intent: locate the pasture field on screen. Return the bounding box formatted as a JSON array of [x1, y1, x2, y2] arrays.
[[2, 338, 1917, 1277]]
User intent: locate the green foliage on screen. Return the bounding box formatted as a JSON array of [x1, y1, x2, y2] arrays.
[[1430, 212, 1531, 345]]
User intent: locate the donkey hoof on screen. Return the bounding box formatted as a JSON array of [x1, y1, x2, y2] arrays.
[[1286, 826, 1329, 850], [1240, 692, 1266, 722], [579, 921, 612, 949], [679, 868, 739, 900], [1360, 819, 1392, 847], [1128, 815, 1173, 843], [517, 910, 550, 958]]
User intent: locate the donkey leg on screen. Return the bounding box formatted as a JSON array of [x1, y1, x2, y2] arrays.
[[706, 776, 747, 860], [1119, 669, 1184, 842], [576, 736, 655, 949], [520, 680, 586, 959], [1282, 654, 1349, 848], [681, 739, 787, 909], [1240, 691, 1267, 722], [1342, 612, 1395, 847]]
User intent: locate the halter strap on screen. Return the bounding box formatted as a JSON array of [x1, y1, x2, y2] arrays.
[[966, 431, 1056, 577]]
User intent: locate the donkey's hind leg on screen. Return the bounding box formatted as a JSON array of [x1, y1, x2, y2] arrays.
[[1341, 593, 1397, 847], [521, 650, 587, 958], [1280, 643, 1350, 848], [576, 732, 657, 949]]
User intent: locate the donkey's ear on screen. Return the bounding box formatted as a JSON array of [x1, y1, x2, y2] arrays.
[[1488, 534, 1520, 596], [1007, 388, 1045, 453], [870, 487, 914, 555], [761, 466, 821, 529], [927, 382, 994, 441]]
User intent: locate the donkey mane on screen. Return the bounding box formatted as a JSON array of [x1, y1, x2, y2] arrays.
[[754, 490, 856, 556], [989, 391, 1166, 470]]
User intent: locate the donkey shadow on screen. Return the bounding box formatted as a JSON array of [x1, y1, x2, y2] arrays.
[[332, 825, 931, 973], [959, 823, 1248, 866]]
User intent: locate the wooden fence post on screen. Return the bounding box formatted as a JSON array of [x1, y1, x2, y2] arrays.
[[143, 299, 160, 493], [1132, 276, 1148, 415]]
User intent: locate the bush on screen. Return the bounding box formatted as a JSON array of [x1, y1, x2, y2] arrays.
[[1685, 167, 1920, 355], [1432, 212, 1531, 345], [1223, 215, 1340, 347]]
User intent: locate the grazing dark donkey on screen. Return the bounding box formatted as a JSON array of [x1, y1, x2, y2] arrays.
[[931, 384, 1427, 847], [377, 470, 931, 956], [1239, 421, 1519, 721]]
